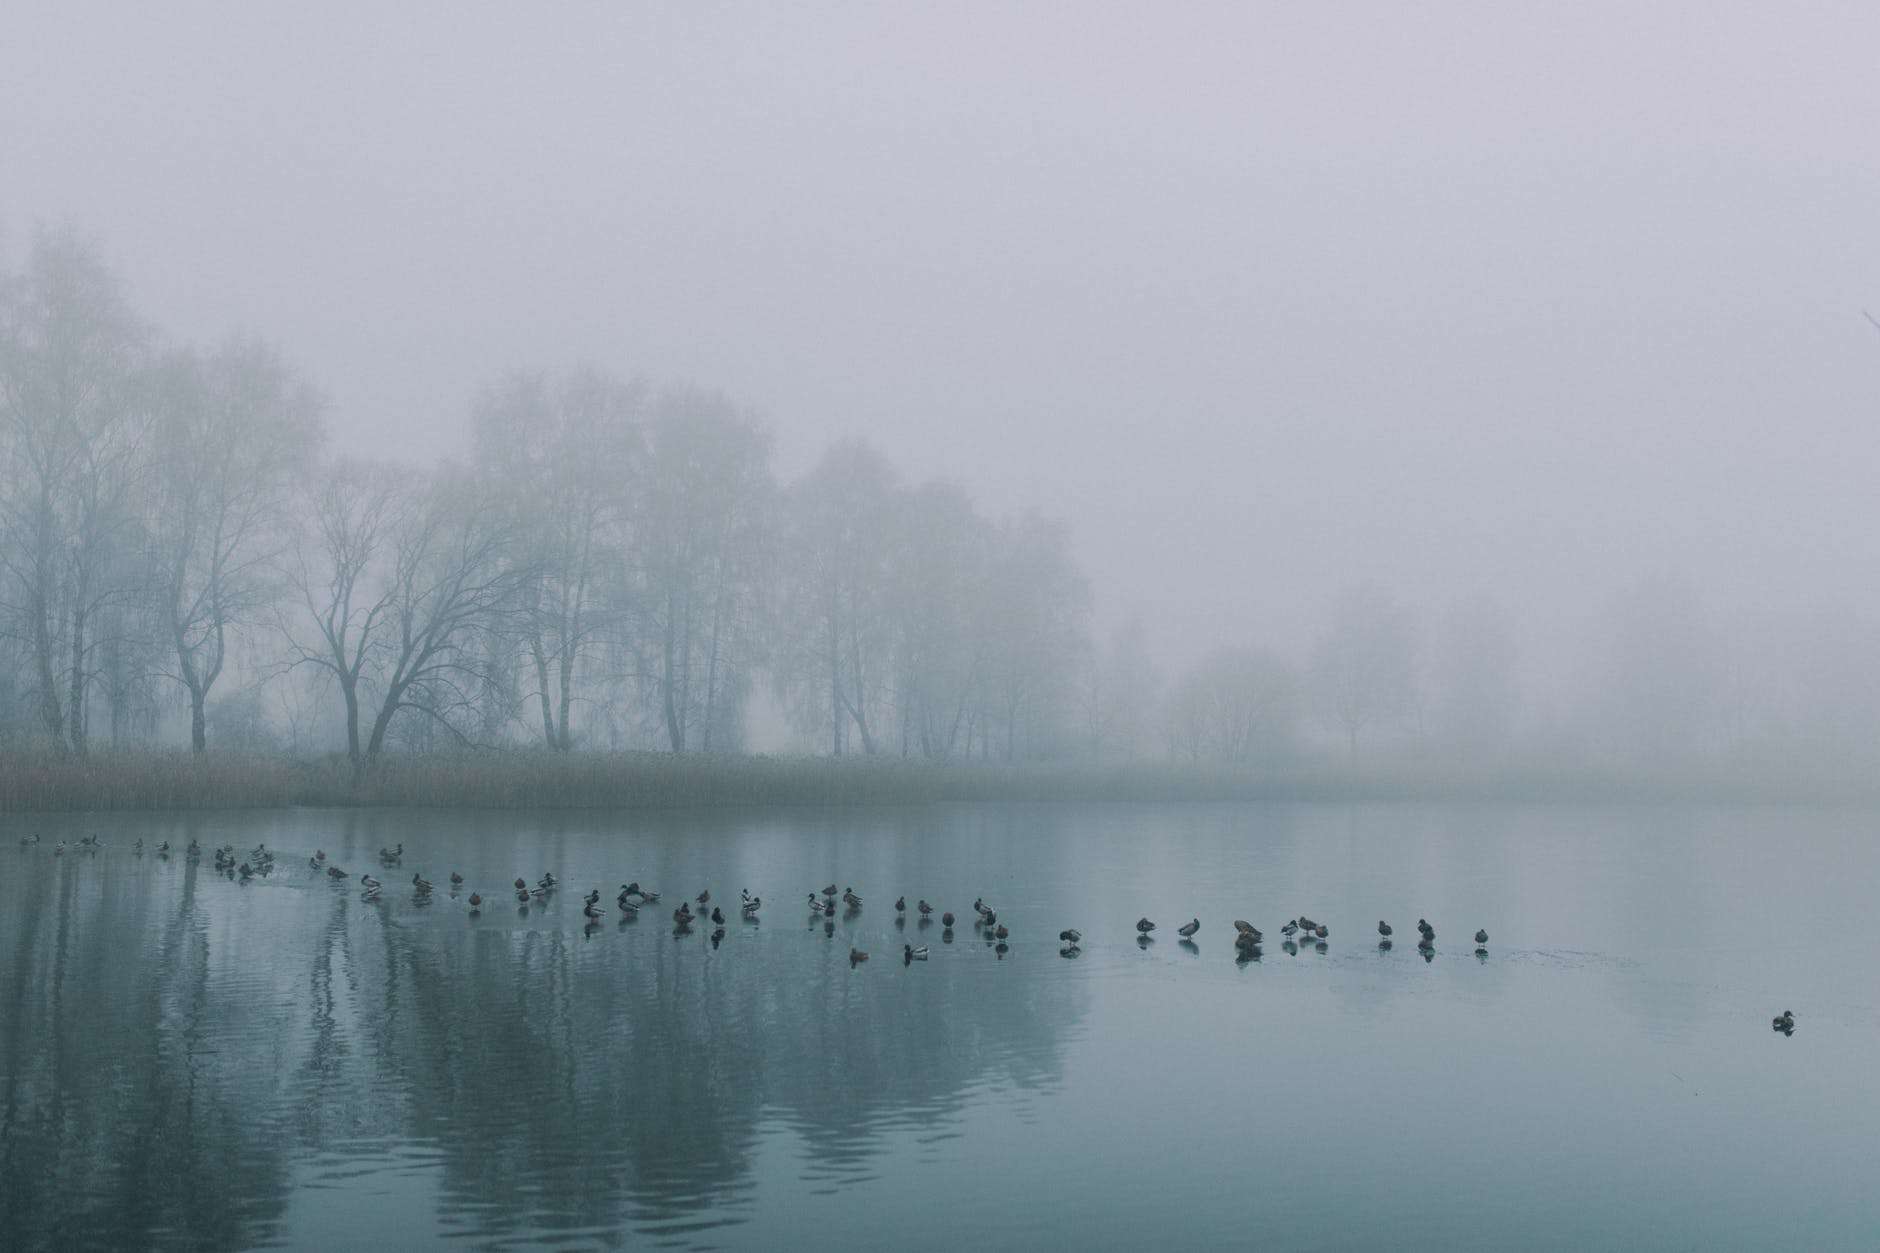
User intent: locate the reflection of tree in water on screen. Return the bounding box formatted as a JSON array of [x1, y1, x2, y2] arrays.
[[0, 856, 297, 1250], [0, 831, 1086, 1248]]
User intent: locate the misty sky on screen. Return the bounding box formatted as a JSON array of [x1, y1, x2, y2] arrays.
[[6, 3, 1880, 684]]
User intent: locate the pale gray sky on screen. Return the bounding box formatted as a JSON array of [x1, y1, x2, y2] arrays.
[[6, 2, 1880, 679]]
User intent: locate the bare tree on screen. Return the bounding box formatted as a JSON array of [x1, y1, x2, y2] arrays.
[[1163, 645, 1299, 765], [0, 227, 149, 753], [473, 368, 640, 750], [275, 458, 407, 770], [1311, 583, 1419, 764], [149, 338, 322, 751]]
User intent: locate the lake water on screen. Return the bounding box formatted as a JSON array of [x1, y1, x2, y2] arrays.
[[1, 801, 1875, 1250]]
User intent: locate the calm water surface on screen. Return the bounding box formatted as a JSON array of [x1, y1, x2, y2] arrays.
[[2, 802, 1875, 1250]]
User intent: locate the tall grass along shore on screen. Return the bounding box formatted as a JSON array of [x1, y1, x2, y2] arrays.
[[2, 749, 1876, 813]]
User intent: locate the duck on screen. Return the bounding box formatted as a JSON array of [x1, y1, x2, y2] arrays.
[[849, 947, 868, 964], [695, 889, 711, 906], [822, 884, 838, 898], [133, 838, 144, 855], [1280, 921, 1299, 938], [468, 892, 483, 910], [1297, 915, 1318, 933], [514, 876, 529, 892], [361, 874, 382, 890], [157, 841, 170, 855], [895, 895, 906, 913], [1772, 1009, 1795, 1031], [672, 903, 694, 925], [904, 944, 928, 962], [994, 923, 1009, 940], [710, 906, 724, 925], [1059, 942, 1082, 957], [536, 872, 557, 891], [327, 865, 349, 879], [584, 897, 605, 922], [412, 873, 434, 894], [1059, 929, 1082, 943], [1314, 924, 1329, 940], [1377, 920, 1393, 938], [1136, 917, 1156, 934], [973, 897, 991, 918], [449, 871, 463, 887], [617, 886, 640, 913], [1417, 918, 1435, 939], [807, 893, 822, 910], [740, 893, 761, 914], [980, 909, 998, 927], [941, 911, 956, 928], [312, 849, 324, 862], [1177, 918, 1200, 938], [917, 899, 934, 915], [1234, 930, 1261, 951], [18, 833, 39, 847], [361, 882, 381, 902], [1474, 929, 1489, 946], [378, 842, 403, 864], [517, 886, 533, 903], [842, 887, 863, 908]]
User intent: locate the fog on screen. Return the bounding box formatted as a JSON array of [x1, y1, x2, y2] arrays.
[[5, 4, 1880, 780]]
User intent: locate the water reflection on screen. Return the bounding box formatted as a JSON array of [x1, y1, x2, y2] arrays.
[[0, 811, 1088, 1250]]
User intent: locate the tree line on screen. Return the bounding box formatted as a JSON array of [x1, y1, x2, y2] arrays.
[[7, 227, 1874, 782], [0, 228, 1097, 772]]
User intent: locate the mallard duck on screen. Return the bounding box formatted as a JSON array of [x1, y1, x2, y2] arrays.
[[1297, 915, 1318, 932], [584, 898, 605, 922], [449, 871, 463, 886], [849, 947, 868, 964], [1280, 920, 1299, 938], [895, 895, 906, 912], [1137, 917, 1156, 934], [710, 906, 724, 925], [1417, 918, 1434, 938], [1377, 920, 1393, 938], [981, 910, 997, 927], [1177, 918, 1200, 938], [327, 865, 348, 879], [973, 897, 992, 918], [842, 887, 863, 907], [412, 872, 434, 892], [517, 886, 532, 903], [941, 911, 956, 928], [157, 841, 170, 854], [822, 884, 838, 898], [1772, 1010, 1795, 1031], [672, 904, 693, 925], [1059, 929, 1081, 943], [617, 888, 640, 913], [1314, 924, 1328, 940], [468, 892, 483, 910], [904, 944, 928, 961], [917, 899, 934, 915], [741, 894, 761, 914], [361, 874, 382, 890], [537, 872, 557, 890], [695, 889, 710, 906], [1474, 929, 1489, 945], [994, 923, 1009, 940]]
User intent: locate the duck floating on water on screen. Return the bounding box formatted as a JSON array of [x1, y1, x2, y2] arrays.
[[917, 899, 933, 915], [1772, 1009, 1795, 1032], [849, 947, 868, 965], [895, 896, 906, 913], [1137, 917, 1156, 934], [1059, 929, 1082, 943], [1377, 920, 1393, 938], [1177, 918, 1200, 938]]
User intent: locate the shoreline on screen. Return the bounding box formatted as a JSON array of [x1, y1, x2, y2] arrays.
[[3, 750, 1877, 813]]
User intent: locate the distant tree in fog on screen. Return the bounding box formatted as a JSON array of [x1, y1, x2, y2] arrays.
[[0, 228, 149, 754], [472, 367, 640, 750], [772, 440, 900, 754], [1311, 583, 1418, 763], [635, 386, 774, 752], [1433, 594, 1519, 752], [1164, 645, 1298, 764], [148, 338, 322, 751], [1079, 615, 1160, 760]]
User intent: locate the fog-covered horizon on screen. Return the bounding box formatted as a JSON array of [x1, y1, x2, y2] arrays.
[[6, 4, 1880, 764]]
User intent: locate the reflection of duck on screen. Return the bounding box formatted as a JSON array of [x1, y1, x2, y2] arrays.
[[1177, 918, 1200, 938], [1060, 944, 1081, 958]]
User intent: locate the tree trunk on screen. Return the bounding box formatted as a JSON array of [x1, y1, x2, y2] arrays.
[[67, 606, 88, 757], [190, 686, 207, 753]]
